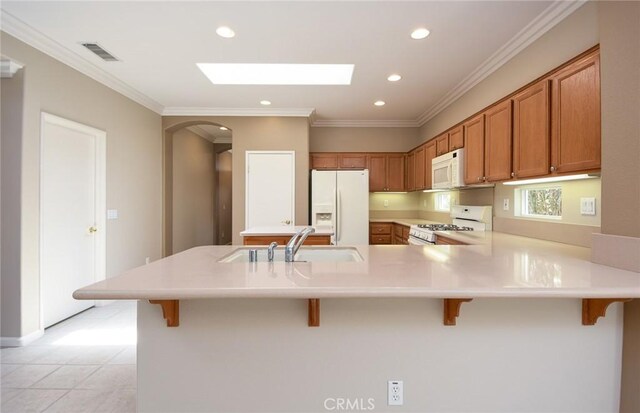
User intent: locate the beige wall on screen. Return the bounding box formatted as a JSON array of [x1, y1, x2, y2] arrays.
[[163, 116, 309, 246], [417, 2, 599, 144], [596, 2, 640, 413], [216, 150, 233, 245], [1, 68, 25, 338], [172, 129, 215, 254], [0, 32, 163, 339], [310, 127, 418, 152]]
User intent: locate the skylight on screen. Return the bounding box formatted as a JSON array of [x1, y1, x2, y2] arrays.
[[196, 63, 354, 85]]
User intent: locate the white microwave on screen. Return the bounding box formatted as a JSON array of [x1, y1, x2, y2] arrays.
[[432, 148, 465, 189]]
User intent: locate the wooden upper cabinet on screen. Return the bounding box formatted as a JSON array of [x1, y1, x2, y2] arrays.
[[448, 125, 464, 151], [464, 114, 485, 185], [435, 134, 450, 156], [425, 142, 437, 190], [551, 52, 601, 174], [414, 145, 426, 190], [367, 154, 387, 192], [338, 153, 367, 169], [310, 153, 338, 169], [387, 154, 405, 191], [406, 152, 415, 192], [513, 80, 550, 179], [484, 100, 513, 182]]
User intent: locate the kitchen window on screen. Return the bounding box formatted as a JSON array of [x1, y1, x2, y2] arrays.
[[435, 193, 451, 212], [518, 187, 562, 219]]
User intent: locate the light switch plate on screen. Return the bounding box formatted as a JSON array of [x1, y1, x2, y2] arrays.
[[580, 198, 596, 216], [503, 198, 509, 211], [107, 209, 118, 220]]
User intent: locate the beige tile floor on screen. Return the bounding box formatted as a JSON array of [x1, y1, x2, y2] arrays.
[[1, 301, 137, 413]]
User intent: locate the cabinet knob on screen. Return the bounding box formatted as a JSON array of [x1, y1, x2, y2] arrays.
[[477, 177, 482, 182], [511, 172, 515, 177], [482, 177, 486, 181], [550, 166, 556, 172]]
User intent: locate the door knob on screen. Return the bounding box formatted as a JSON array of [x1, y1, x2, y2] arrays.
[[88, 226, 98, 234]]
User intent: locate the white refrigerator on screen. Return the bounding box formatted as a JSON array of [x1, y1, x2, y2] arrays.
[[311, 170, 369, 245]]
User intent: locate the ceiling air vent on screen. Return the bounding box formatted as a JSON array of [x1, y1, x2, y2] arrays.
[[81, 43, 119, 62]]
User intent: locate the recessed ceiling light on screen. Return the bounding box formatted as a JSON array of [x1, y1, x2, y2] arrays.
[[411, 28, 430, 40], [196, 63, 354, 85], [219, 126, 229, 131], [374, 100, 386, 106], [387, 74, 402, 82], [260, 100, 272, 106], [216, 26, 235, 38]]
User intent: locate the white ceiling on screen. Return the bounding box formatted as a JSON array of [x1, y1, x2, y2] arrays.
[[1, 1, 583, 125]]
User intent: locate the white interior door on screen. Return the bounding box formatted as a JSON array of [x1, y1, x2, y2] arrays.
[[246, 151, 295, 228], [40, 113, 105, 328]]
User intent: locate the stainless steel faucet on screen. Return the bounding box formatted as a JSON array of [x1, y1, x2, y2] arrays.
[[285, 227, 315, 262], [267, 242, 278, 262]]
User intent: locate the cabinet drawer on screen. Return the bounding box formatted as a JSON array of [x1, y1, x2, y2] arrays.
[[370, 223, 392, 235], [435, 235, 468, 245], [339, 154, 367, 169], [370, 235, 392, 245]]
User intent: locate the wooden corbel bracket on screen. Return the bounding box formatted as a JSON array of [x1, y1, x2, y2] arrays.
[[443, 298, 473, 326], [149, 300, 180, 327], [582, 298, 632, 325], [308, 299, 320, 327]]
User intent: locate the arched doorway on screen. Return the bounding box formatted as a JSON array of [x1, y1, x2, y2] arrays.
[[163, 121, 232, 256]]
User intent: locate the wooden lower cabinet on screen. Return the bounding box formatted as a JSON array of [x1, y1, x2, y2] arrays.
[[435, 235, 468, 245], [369, 222, 392, 245], [243, 235, 331, 246], [393, 224, 410, 245]]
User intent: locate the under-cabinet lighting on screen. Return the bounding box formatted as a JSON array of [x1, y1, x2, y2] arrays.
[[373, 192, 407, 194], [423, 189, 448, 193], [503, 174, 599, 186], [197, 63, 354, 85]]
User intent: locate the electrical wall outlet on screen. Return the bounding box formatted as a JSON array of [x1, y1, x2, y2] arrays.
[[388, 380, 403, 406], [580, 197, 596, 215], [503, 198, 509, 211], [384, 200, 389, 208]]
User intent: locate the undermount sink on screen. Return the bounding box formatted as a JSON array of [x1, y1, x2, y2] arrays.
[[217, 247, 364, 263]]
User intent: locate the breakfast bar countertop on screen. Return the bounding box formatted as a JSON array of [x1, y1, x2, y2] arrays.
[[240, 225, 334, 236], [74, 231, 640, 301]]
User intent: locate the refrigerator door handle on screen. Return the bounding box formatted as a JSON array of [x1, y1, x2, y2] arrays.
[[336, 188, 341, 243]]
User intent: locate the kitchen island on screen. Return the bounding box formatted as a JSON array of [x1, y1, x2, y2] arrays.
[[74, 233, 640, 413]]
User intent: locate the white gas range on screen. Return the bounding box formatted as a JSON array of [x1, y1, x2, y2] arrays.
[[408, 205, 493, 245]]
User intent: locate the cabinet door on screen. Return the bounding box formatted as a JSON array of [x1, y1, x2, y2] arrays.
[[406, 152, 415, 192], [367, 154, 387, 192], [425, 142, 437, 190], [464, 114, 485, 185], [513, 80, 550, 179], [448, 125, 464, 150], [338, 153, 367, 169], [551, 53, 601, 174], [435, 134, 449, 156], [414, 146, 426, 190], [484, 100, 513, 182], [386, 154, 405, 191], [310, 153, 338, 169]]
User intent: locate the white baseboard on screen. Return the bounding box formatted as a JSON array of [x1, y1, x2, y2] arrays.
[[1, 329, 44, 347]]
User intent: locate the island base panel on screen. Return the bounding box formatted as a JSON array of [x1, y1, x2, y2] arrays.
[[137, 298, 622, 413]]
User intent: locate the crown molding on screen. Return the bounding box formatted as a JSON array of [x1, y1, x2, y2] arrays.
[[0, 58, 23, 78], [416, 0, 587, 126], [1, 10, 164, 114], [310, 119, 420, 128], [162, 107, 315, 117]]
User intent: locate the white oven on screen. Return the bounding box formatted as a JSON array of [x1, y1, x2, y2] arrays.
[[432, 148, 465, 189]]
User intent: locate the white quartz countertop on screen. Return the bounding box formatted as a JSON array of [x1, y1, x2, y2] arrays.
[[240, 225, 334, 236], [74, 232, 640, 300], [369, 218, 442, 226]]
